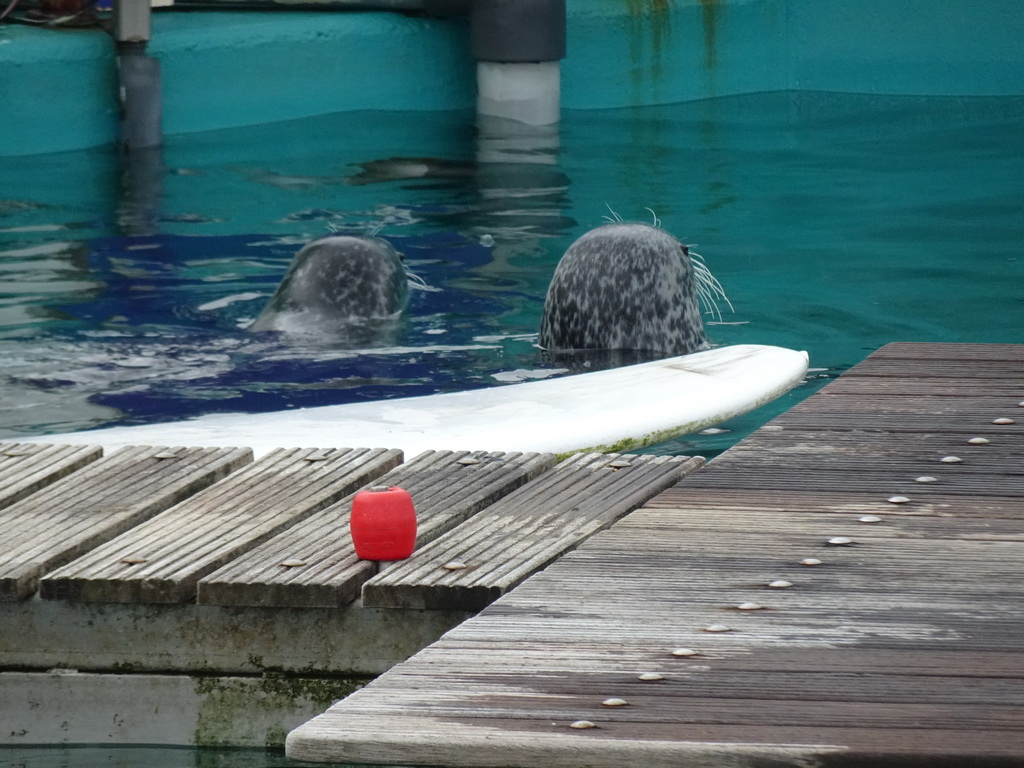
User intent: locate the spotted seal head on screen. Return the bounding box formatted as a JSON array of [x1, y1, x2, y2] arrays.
[[539, 222, 725, 359], [248, 235, 410, 343]]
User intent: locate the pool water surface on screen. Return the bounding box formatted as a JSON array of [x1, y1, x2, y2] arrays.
[[2, 91, 1022, 459]]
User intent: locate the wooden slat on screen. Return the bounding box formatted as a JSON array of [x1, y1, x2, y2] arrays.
[[361, 453, 704, 612], [780, 392, 1020, 415], [287, 342, 1024, 767], [290, 714, 1023, 766], [647, 487, 1024, 523], [0, 442, 102, 510], [39, 447, 402, 603], [0, 446, 251, 602], [820, 377, 1024, 397], [196, 450, 557, 608], [863, 341, 1024, 363]]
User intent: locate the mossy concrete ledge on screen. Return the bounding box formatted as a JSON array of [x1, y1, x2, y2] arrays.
[[1, 671, 366, 747], [0, 597, 473, 746], [0, 596, 473, 674]]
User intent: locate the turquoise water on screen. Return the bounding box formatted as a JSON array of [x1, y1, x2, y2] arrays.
[[1, 90, 1023, 765], [3, 92, 1021, 459]]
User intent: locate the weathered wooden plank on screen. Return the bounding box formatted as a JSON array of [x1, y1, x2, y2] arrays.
[[772, 409, 1023, 432], [779, 392, 1021, 415], [289, 713, 1023, 767], [689, 429, 1020, 482], [820, 377, 1024, 397], [864, 341, 1024, 363], [365, 643, 1024, 680], [0, 442, 103, 510], [196, 450, 557, 608], [361, 453, 704, 612], [308, 670, 1022, 719], [682, 466, 1024, 500], [39, 447, 402, 603], [647, 487, 1024, 521], [841, 362, 1022, 380], [0, 446, 251, 601]]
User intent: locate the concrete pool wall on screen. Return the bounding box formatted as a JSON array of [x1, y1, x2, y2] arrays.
[[2, 0, 1022, 157]]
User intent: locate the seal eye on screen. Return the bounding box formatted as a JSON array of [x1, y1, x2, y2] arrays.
[[681, 244, 690, 257]]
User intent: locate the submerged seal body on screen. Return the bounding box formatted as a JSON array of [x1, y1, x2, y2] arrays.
[[539, 222, 710, 358], [249, 235, 409, 343]]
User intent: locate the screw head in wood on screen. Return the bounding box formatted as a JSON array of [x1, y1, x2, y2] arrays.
[[703, 624, 732, 633], [671, 647, 699, 657]]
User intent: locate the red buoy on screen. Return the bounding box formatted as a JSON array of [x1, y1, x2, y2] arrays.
[[350, 485, 417, 561]]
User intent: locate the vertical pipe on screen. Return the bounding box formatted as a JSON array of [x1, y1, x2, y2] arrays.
[[114, 0, 162, 150], [470, 0, 566, 126]]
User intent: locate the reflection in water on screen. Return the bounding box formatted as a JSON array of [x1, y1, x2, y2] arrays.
[[117, 146, 165, 237], [343, 114, 575, 243]]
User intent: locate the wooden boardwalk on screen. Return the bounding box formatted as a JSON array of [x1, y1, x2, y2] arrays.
[[287, 342, 1024, 767]]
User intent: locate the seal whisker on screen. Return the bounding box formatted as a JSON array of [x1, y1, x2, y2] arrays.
[[644, 207, 662, 228], [693, 267, 732, 312], [602, 203, 624, 224], [688, 254, 734, 320], [695, 282, 722, 321], [405, 269, 441, 293]]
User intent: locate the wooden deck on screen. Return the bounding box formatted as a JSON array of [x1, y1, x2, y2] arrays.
[[0, 444, 699, 612], [287, 342, 1024, 767]]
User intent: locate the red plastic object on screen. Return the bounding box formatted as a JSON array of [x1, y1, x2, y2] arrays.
[[350, 485, 417, 561]]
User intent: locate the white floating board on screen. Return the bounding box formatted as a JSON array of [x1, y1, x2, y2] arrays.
[[26, 345, 808, 458]]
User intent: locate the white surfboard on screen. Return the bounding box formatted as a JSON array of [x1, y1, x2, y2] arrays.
[[23, 345, 808, 458]]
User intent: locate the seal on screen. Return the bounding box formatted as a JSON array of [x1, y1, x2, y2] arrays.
[[539, 221, 726, 359], [249, 235, 410, 344]]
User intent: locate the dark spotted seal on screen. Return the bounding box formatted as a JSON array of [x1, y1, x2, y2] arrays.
[[539, 222, 726, 358], [249, 235, 409, 343]]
